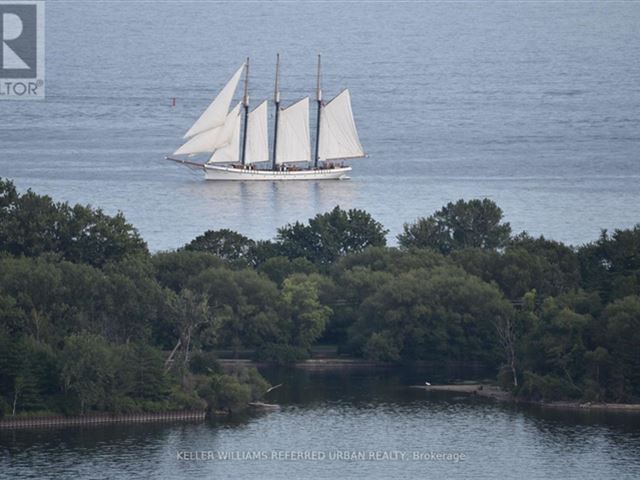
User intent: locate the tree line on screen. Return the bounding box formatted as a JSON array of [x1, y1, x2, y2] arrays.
[[0, 178, 638, 416]]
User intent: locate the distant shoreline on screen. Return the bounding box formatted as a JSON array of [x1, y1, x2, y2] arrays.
[[222, 360, 640, 412], [219, 358, 397, 370], [3, 380, 639, 431], [218, 358, 489, 371], [410, 384, 640, 413]]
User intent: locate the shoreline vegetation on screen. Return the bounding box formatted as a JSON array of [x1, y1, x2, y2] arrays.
[[410, 383, 640, 412], [1, 178, 639, 423]]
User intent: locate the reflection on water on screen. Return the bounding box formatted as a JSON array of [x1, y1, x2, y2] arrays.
[[2, 368, 640, 480], [176, 179, 358, 245]]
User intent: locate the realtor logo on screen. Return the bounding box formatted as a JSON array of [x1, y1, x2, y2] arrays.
[[0, 1, 44, 99]]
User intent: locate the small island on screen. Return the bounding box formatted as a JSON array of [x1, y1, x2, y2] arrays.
[[1, 178, 639, 427]]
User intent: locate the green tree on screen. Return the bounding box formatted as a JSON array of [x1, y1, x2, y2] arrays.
[[0, 293, 26, 337], [59, 205, 148, 267], [329, 266, 394, 347], [183, 229, 255, 265], [281, 274, 332, 350], [277, 206, 388, 265], [165, 289, 215, 378], [0, 178, 19, 208], [101, 257, 168, 344], [152, 250, 224, 292], [451, 236, 581, 301], [247, 240, 284, 267], [204, 374, 251, 413], [0, 335, 47, 414], [583, 346, 611, 401], [187, 268, 285, 355], [518, 299, 591, 398], [603, 296, 640, 400], [257, 256, 317, 286], [0, 181, 63, 258], [363, 332, 401, 362], [541, 303, 589, 385], [0, 256, 66, 343], [60, 333, 114, 414], [578, 226, 640, 302], [0, 178, 147, 267], [350, 266, 512, 363], [336, 246, 447, 275], [113, 343, 169, 402], [398, 198, 511, 254], [509, 233, 581, 290]]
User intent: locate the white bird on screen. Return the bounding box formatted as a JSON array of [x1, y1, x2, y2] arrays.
[[266, 383, 283, 394], [425, 381, 431, 386]]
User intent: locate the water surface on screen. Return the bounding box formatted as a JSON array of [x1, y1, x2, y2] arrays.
[[1, 1, 639, 249], [2, 369, 640, 480]]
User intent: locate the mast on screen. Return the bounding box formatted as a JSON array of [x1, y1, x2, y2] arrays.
[[313, 54, 322, 169], [240, 58, 250, 166], [271, 53, 281, 171]]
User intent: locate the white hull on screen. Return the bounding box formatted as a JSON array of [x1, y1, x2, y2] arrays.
[[166, 157, 351, 181], [203, 164, 351, 181]]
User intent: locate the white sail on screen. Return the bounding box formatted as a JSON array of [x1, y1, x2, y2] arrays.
[[208, 103, 242, 164], [245, 100, 270, 164], [318, 89, 365, 161], [173, 125, 224, 155], [276, 97, 311, 164], [183, 64, 244, 139]]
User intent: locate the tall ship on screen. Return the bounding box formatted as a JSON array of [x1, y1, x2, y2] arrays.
[[166, 55, 366, 181]]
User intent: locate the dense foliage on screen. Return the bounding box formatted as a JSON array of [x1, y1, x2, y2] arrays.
[[398, 198, 511, 254], [0, 179, 639, 417], [0, 179, 148, 267]]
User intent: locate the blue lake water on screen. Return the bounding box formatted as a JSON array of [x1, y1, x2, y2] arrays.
[[1, 1, 639, 250]]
